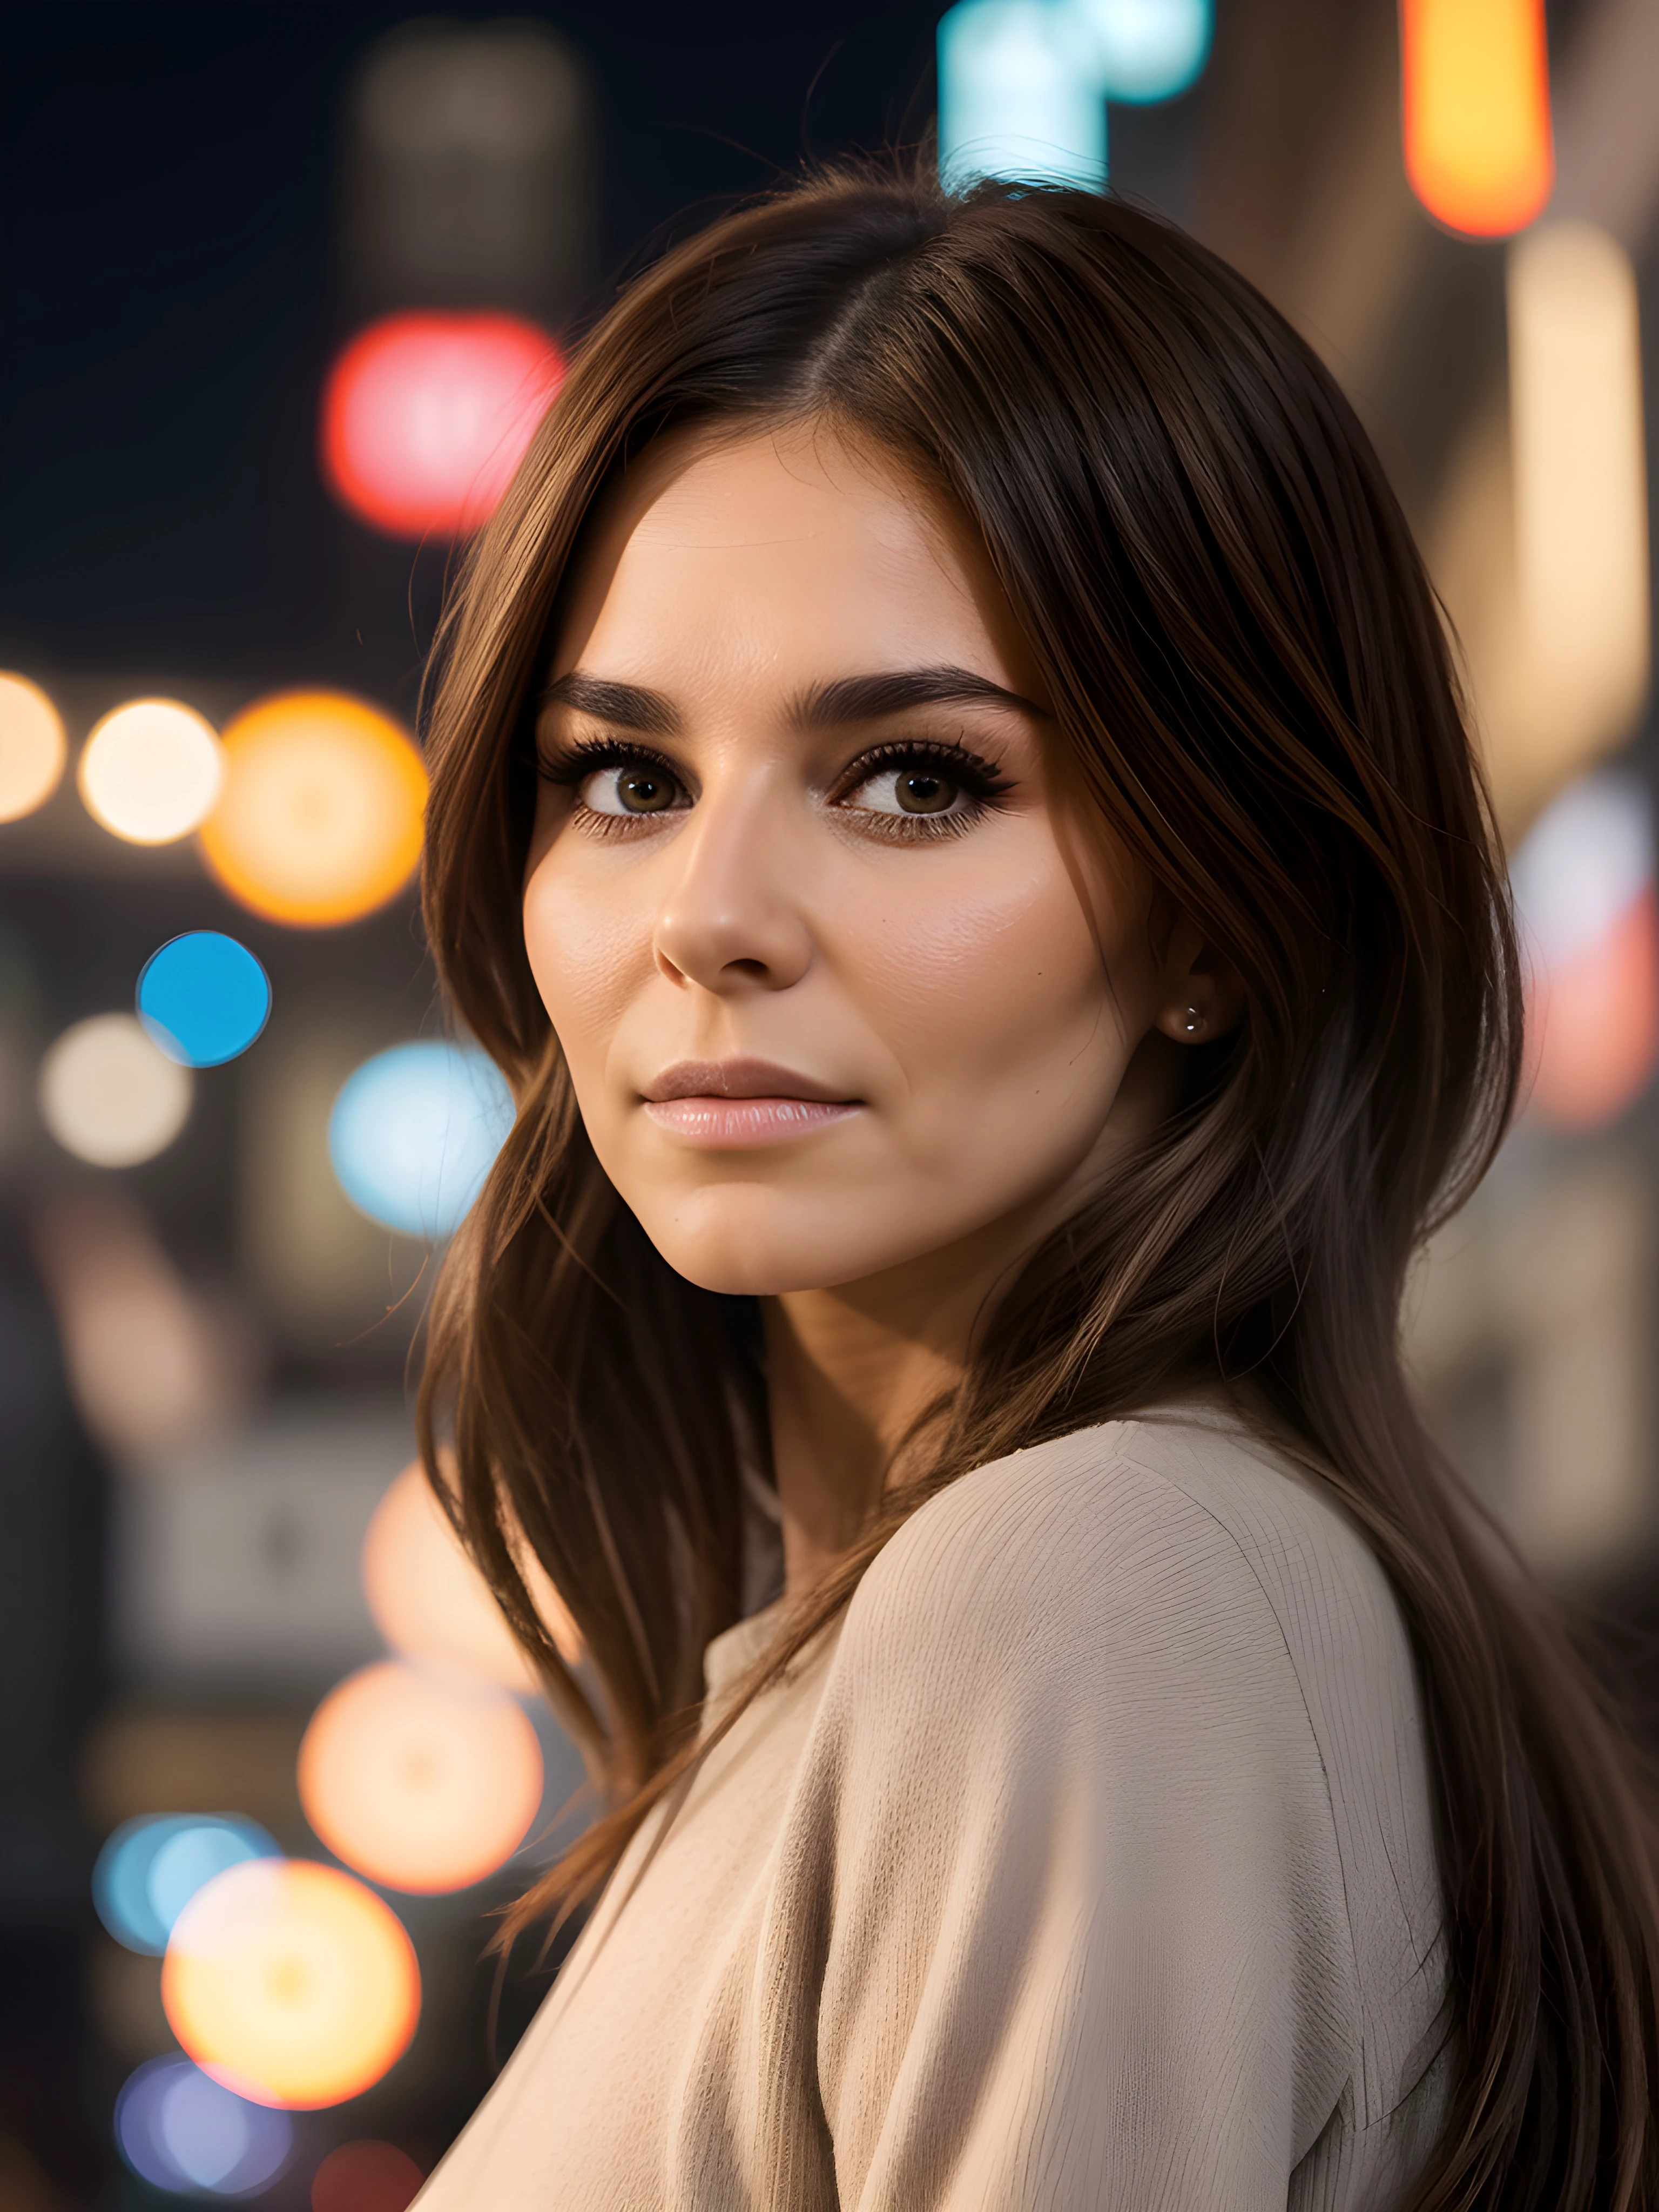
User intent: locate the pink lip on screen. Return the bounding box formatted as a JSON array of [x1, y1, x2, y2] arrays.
[[641, 1058, 861, 1149]]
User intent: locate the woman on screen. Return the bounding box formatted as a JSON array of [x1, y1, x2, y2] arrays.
[[413, 165, 1659, 2208]]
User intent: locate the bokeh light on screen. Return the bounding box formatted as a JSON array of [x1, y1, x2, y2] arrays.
[[363, 1461, 521, 1687], [365, 1461, 545, 1691], [116, 2057, 293, 2197], [1401, 0, 1553, 237], [163, 1859, 420, 2110], [77, 698, 225, 845], [939, 0, 1210, 188], [1071, 0, 1211, 103], [95, 1815, 279, 1955], [199, 691, 427, 928], [1514, 772, 1659, 1132], [0, 672, 67, 824], [311, 2140, 424, 2212], [320, 311, 563, 538], [938, 0, 1107, 189], [1509, 223, 1650, 787], [138, 932, 272, 1068], [38, 1013, 193, 1166], [298, 1660, 543, 1894], [328, 1042, 514, 1239]]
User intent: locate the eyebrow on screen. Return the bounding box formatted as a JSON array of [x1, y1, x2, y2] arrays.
[[538, 663, 1046, 736], [539, 671, 679, 734]]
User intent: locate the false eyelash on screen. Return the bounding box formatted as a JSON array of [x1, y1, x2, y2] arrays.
[[830, 735, 1013, 806], [535, 735, 685, 788]]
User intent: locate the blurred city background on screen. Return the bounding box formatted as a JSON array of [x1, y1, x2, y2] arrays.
[[1, 0, 1656, 2204]]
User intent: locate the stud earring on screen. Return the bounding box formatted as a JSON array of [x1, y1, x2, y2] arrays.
[[1182, 1006, 1204, 1035]]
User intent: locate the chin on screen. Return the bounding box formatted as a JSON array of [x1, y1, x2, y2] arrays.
[[629, 1183, 943, 1299]]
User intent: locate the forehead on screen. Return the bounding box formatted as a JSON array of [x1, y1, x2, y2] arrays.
[[550, 423, 1031, 695]]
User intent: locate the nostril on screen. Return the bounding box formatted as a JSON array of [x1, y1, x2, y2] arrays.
[[725, 959, 770, 979]]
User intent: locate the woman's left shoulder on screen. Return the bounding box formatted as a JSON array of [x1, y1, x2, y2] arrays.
[[845, 1410, 1413, 1701]]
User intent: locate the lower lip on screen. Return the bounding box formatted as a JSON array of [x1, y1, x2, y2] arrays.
[[642, 1096, 861, 1148]]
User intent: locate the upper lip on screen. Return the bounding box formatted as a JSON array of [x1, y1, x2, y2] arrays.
[[643, 1058, 857, 1104]]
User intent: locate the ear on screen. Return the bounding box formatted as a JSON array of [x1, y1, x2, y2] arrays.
[[1151, 916, 1246, 1047]]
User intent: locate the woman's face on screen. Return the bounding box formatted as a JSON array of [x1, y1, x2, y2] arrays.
[[523, 423, 1197, 1299]]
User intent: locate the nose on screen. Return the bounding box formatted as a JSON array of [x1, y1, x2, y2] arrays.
[[652, 775, 813, 994]]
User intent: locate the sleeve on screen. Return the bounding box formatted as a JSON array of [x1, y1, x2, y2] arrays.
[[790, 1444, 1363, 2211]]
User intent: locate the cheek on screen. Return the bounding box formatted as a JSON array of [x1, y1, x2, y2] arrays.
[[845, 846, 1132, 1127], [522, 849, 652, 1075]]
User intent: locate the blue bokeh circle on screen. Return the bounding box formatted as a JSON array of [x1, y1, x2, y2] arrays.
[[137, 930, 271, 1067], [328, 1041, 515, 1240], [93, 1814, 279, 1955]]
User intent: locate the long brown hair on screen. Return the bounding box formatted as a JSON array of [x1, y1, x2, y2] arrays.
[[417, 161, 1659, 2207]]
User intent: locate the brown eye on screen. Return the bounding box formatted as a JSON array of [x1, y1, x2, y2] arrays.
[[850, 765, 968, 819], [579, 763, 684, 817], [895, 769, 956, 814]]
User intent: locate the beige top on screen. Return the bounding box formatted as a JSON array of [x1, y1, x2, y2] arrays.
[[416, 1415, 1453, 2210]]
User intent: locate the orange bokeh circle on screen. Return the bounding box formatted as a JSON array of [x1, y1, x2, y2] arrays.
[[362, 1461, 581, 1690], [161, 1859, 420, 2109], [199, 691, 426, 927], [299, 1661, 544, 1896]]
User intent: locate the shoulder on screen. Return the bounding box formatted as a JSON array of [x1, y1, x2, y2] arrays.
[[819, 1414, 1448, 2135], [844, 1410, 1399, 1696]]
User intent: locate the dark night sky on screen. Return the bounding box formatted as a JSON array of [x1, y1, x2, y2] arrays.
[[0, 2, 942, 707]]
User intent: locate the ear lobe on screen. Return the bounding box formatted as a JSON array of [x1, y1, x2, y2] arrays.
[[1154, 937, 1245, 1046]]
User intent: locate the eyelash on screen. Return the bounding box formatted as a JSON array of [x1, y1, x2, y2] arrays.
[[538, 735, 1013, 842]]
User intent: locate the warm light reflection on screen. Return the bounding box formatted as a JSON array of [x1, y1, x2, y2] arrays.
[[1514, 772, 1658, 1131], [362, 1460, 580, 1690], [0, 672, 67, 823], [116, 2057, 293, 2197], [35, 1188, 252, 1459], [328, 1042, 514, 1239], [1508, 222, 1650, 784], [78, 699, 225, 845], [311, 2139, 424, 2212], [1529, 891, 1659, 1131], [1401, 0, 1553, 237], [199, 691, 426, 927], [38, 1014, 192, 1166], [298, 1660, 543, 1894], [320, 311, 563, 537], [163, 1859, 420, 2109]]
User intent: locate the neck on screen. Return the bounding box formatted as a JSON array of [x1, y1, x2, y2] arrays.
[[759, 1033, 1186, 1596], [761, 1225, 1021, 1596]]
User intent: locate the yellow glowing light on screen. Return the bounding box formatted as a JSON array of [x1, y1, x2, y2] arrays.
[[78, 700, 225, 845], [38, 1015, 193, 1167], [0, 672, 68, 823], [362, 1460, 580, 1692], [199, 692, 426, 928], [1401, 0, 1553, 238], [162, 1859, 419, 2110], [298, 1661, 543, 1895], [1509, 222, 1650, 786]]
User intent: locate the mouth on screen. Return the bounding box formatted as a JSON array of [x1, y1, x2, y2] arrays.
[[640, 1058, 862, 1148]]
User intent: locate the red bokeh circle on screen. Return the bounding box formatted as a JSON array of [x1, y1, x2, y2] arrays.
[[320, 312, 563, 539], [311, 2139, 424, 2212]]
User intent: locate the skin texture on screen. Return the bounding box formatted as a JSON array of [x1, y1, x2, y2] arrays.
[[524, 424, 1236, 1589]]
